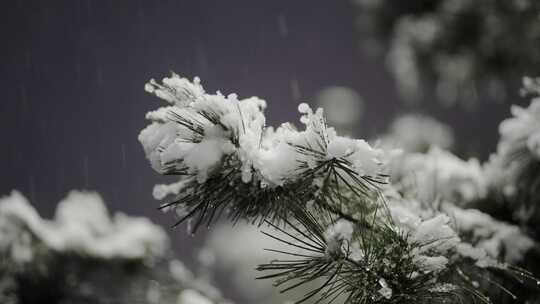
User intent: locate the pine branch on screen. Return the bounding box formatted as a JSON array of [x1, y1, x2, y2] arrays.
[[139, 74, 539, 304]]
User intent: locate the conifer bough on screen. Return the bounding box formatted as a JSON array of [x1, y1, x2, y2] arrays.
[[139, 73, 537, 304]]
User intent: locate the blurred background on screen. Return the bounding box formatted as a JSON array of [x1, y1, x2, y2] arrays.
[[1, 1, 538, 303]]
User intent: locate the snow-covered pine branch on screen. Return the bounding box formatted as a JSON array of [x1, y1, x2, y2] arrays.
[[139, 73, 537, 304], [139, 73, 387, 230]]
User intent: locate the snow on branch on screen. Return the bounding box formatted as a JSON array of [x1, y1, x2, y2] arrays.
[[139, 73, 538, 304], [0, 190, 168, 262], [0, 190, 229, 304], [139, 73, 387, 230]]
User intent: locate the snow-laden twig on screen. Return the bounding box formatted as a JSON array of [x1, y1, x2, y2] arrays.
[[139, 74, 537, 304]]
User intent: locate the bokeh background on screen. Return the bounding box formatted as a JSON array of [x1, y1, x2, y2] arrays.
[[0, 1, 534, 302]]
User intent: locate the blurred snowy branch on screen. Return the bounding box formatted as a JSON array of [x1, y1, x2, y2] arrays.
[[0, 190, 228, 304]]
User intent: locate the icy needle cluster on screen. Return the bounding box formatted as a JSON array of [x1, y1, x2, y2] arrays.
[[140, 73, 386, 228], [139, 74, 534, 304], [141, 74, 383, 185]]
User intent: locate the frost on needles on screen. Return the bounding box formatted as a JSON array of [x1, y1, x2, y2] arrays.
[[139, 73, 537, 304]]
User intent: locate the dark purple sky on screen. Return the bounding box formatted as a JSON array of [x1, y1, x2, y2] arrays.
[[0, 0, 519, 270], [0, 0, 396, 217]]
